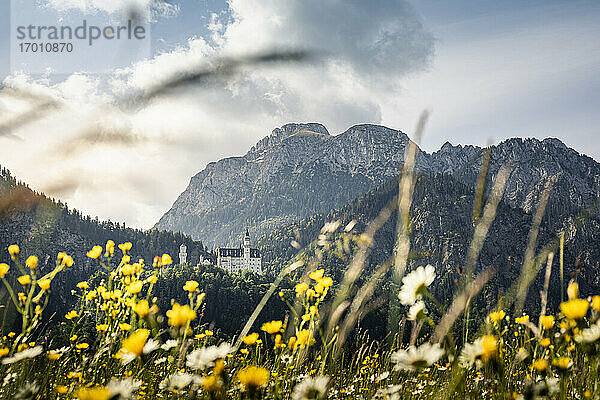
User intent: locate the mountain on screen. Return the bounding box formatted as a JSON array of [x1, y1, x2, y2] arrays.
[[155, 123, 423, 246], [257, 170, 600, 335], [155, 123, 600, 248]]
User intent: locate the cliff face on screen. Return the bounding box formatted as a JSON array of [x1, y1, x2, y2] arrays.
[[155, 122, 600, 247]]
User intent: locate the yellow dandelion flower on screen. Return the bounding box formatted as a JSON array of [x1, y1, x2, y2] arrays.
[[561, 299, 589, 320], [105, 240, 115, 257], [310, 269, 324, 281], [121, 264, 135, 276], [75, 343, 89, 350], [55, 386, 68, 394], [296, 329, 314, 348], [489, 310, 506, 322], [261, 320, 283, 334], [25, 255, 38, 270], [238, 366, 270, 391], [532, 358, 548, 372], [76, 386, 110, 400], [481, 335, 498, 361], [0, 263, 9, 278], [8, 244, 19, 257], [65, 310, 79, 320], [515, 315, 529, 325], [119, 323, 132, 331], [38, 279, 51, 291], [183, 280, 199, 292], [592, 295, 600, 312], [243, 332, 259, 346], [96, 324, 108, 332], [17, 275, 31, 286], [126, 280, 143, 294], [120, 329, 149, 356], [295, 282, 309, 296], [166, 303, 196, 327], [540, 338, 551, 347], [147, 275, 158, 284], [552, 357, 571, 370], [567, 282, 579, 300], [87, 246, 102, 259], [134, 300, 150, 317], [118, 242, 132, 253], [0, 348, 9, 357], [161, 254, 172, 265], [540, 315, 555, 330], [76, 281, 89, 290]]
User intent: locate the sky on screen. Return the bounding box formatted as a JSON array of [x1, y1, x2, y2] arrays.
[[0, 0, 599, 229]]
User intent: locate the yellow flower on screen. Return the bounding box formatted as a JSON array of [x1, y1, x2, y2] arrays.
[[65, 310, 79, 320], [121, 264, 135, 276], [0, 263, 10, 278], [119, 323, 132, 331], [302, 314, 311, 322], [540, 338, 551, 347], [552, 357, 571, 370], [481, 335, 498, 361], [118, 242, 132, 253], [87, 246, 103, 259], [240, 348, 249, 355], [120, 329, 149, 356], [515, 315, 529, 325], [205, 330, 213, 336], [47, 350, 62, 360], [25, 256, 38, 270], [183, 280, 199, 292], [243, 332, 259, 346], [306, 289, 316, 299], [0, 348, 9, 357], [310, 269, 324, 281], [77, 281, 89, 290], [63, 255, 74, 267], [237, 366, 270, 391], [134, 300, 150, 317], [161, 253, 172, 265], [8, 245, 19, 257], [489, 310, 506, 322], [561, 299, 589, 320], [105, 240, 115, 257], [592, 295, 600, 312], [76, 386, 110, 400], [55, 386, 68, 394], [532, 358, 548, 372], [261, 320, 283, 334], [96, 324, 108, 331], [126, 281, 143, 294], [166, 303, 196, 327], [540, 315, 555, 330], [295, 282, 309, 296], [295, 329, 314, 348], [17, 275, 31, 286], [75, 343, 89, 349], [38, 279, 51, 291], [567, 282, 579, 300]]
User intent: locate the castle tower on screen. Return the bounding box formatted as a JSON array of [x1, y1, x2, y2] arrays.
[[243, 228, 250, 263], [179, 244, 187, 265]]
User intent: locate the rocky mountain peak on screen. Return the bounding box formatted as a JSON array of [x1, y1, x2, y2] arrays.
[[250, 123, 330, 155]]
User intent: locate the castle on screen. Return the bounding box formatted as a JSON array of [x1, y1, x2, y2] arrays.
[[216, 229, 262, 274]]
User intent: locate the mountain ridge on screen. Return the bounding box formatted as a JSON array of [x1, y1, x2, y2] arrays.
[[155, 122, 600, 247]]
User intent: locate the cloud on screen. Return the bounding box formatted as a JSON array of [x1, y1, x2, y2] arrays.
[[0, 0, 434, 229], [41, 0, 180, 22]]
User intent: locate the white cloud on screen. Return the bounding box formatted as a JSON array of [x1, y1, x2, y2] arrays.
[[0, 0, 434, 229], [41, 0, 179, 21]]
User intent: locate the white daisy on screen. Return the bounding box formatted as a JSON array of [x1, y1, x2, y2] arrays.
[[107, 378, 141, 400], [292, 375, 330, 400], [398, 265, 436, 305], [575, 320, 600, 343], [407, 300, 426, 321], [2, 346, 43, 364], [458, 340, 483, 368], [186, 343, 233, 371], [390, 343, 444, 371], [161, 339, 178, 351], [143, 339, 159, 354]]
